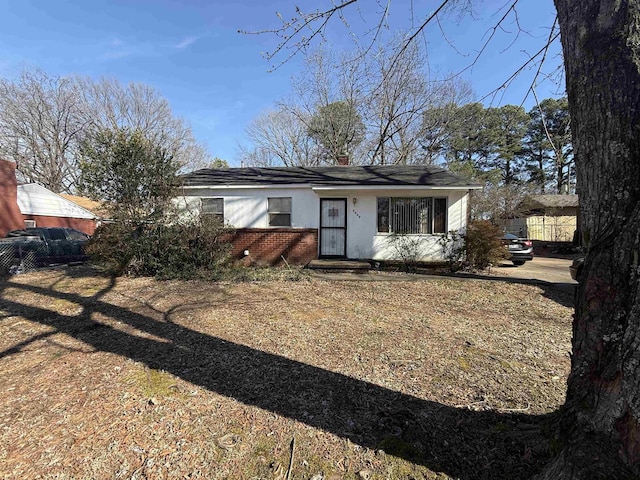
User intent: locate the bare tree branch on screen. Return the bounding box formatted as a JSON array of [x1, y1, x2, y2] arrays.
[[251, 0, 561, 111], [387, 0, 453, 69], [0, 69, 87, 192], [240, 0, 359, 70], [522, 16, 560, 105], [478, 31, 561, 105]]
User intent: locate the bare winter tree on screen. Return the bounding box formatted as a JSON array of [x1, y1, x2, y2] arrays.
[[237, 145, 280, 168], [289, 46, 369, 164], [256, 0, 640, 476], [0, 69, 211, 194], [78, 78, 210, 172], [238, 106, 319, 166], [470, 181, 537, 222], [240, 38, 472, 167], [362, 38, 472, 165], [0, 69, 87, 192], [239, 47, 368, 166]]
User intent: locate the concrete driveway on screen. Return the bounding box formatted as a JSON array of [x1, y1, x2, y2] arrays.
[[495, 256, 576, 284]]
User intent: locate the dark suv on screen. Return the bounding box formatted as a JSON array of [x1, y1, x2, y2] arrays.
[[1, 227, 90, 267]]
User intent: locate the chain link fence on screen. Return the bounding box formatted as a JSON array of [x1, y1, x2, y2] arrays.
[[0, 241, 50, 275]]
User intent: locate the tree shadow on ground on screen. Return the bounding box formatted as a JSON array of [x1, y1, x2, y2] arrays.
[[0, 269, 561, 479]]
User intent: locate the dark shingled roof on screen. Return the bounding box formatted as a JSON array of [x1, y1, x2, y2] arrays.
[[181, 165, 479, 188], [521, 194, 579, 210]]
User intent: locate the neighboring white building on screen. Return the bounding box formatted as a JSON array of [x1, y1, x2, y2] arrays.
[[0, 158, 99, 237], [500, 194, 579, 242], [178, 165, 481, 265], [17, 184, 99, 234]]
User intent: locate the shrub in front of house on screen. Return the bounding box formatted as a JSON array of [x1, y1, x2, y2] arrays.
[[438, 230, 465, 272], [464, 220, 510, 270], [87, 214, 233, 279], [387, 233, 424, 272]]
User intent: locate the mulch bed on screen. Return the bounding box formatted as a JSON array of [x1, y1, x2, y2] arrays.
[[0, 266, 573, 479]]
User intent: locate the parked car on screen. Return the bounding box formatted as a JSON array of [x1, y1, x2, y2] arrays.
[[501, 233, 534, 266], [569, 256, 584, 281], [0, 227, 90, 270]]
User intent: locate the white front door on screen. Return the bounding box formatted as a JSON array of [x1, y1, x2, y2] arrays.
[[319, 198, 347, 258]]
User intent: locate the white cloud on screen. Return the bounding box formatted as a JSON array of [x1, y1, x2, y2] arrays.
[[97, 33, 203, 62], [175, 36, 198, 50], [101, 37, 140, 60]]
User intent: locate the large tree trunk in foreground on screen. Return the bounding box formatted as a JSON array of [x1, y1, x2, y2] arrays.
[[544, 0, 640, 478]]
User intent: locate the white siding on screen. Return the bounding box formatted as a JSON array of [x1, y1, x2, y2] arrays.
[[17, 184, 96, 219], [178, 186, 470, 262], [332, 189, 467, 261], [177, 187, 319, 228]]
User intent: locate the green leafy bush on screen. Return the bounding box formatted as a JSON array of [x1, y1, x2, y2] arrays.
[[464, 220, 510, 270], [87, 215, 233, 279], [79, 128, 180, 225]]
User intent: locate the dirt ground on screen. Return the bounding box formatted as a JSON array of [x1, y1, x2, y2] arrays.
[[0, 266, 573, 479]]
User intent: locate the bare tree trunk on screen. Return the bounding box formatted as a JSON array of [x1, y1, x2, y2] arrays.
[[542, 0, 640, 477]]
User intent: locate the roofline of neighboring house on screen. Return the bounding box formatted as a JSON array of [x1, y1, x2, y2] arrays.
[[520, 194, 579, 210], [179, 184, 482, 191], [59, 193, 108, 218], [18, 183, 99, 219]]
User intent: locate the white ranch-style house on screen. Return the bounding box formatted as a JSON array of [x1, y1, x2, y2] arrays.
[[177, 165, 481, 265]]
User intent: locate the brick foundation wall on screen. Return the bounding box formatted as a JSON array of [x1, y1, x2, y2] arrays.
[[226, 228, 318, 266], [0, 159, 25, 237], [22, 215, 98, 235]]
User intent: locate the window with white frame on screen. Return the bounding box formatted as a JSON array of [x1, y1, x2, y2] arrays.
[[201, 198, 224, 223], [268, 197, 292, 227], [377, 197, 447, 234]]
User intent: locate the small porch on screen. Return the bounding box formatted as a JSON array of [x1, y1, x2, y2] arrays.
[[307, 259, 371, 273]]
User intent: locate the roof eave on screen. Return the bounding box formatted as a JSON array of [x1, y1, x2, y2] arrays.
[[180, 184, 311, 190], [311, 184, 482, 191], [179, 183, 481, 191]]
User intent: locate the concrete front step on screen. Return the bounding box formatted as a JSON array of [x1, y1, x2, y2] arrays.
[[307, 259, 371, 272]]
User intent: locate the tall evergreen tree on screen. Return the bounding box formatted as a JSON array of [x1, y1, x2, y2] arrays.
[[307, 100, 364, 164], [522, 98, 573, 193], [484, 105, 529, 185], [79, 128, 180, 224]]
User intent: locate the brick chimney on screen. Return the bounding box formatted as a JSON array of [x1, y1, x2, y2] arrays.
[[337, 154, 349, 166], [0, 159, 25, 237]]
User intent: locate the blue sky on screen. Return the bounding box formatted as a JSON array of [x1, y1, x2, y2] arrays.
[[0, 0, 563, 167]]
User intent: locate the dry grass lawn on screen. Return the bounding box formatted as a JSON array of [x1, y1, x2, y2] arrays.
[[0, 267, 573, 479]]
